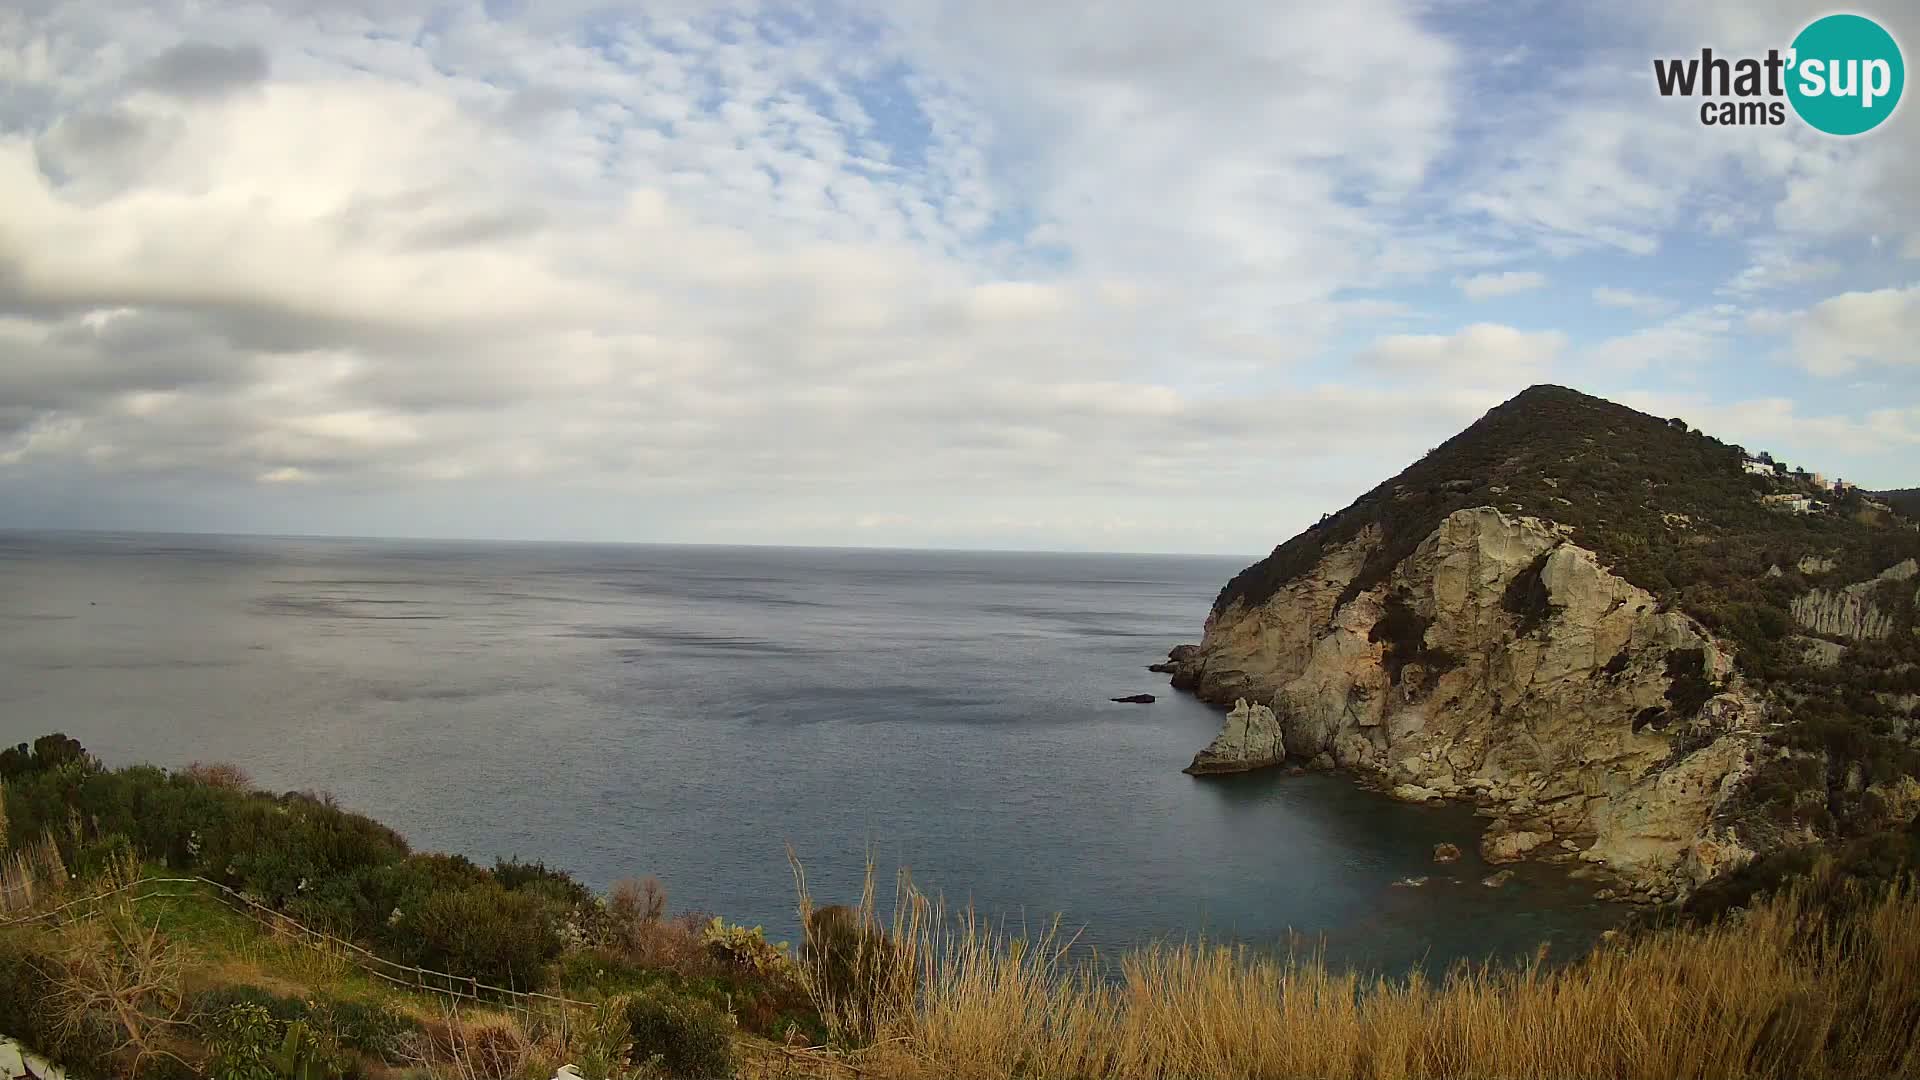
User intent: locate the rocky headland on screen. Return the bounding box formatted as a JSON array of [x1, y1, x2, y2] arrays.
[[1160, 385, 1920, 904]]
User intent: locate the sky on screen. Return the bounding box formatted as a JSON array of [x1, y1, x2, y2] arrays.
[[1, 0, 1916, 555]]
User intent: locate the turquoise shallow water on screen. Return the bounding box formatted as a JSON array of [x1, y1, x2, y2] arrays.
[[0, 530, 1622, 973]]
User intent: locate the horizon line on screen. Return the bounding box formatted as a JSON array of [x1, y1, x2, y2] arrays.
[[0, 525, 1263, 562]]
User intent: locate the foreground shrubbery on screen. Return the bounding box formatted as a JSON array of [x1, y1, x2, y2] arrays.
[[0, 734, 816, 1079], [1, 735, 600, 991], [9, 734, 1920, 1079]]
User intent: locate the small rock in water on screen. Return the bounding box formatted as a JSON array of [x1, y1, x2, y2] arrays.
[[1481, 870, 1515, 888], [1433, 842, 1462, 864], [1393, 876, 1429, 888], [1111, 693, 1155, 704]]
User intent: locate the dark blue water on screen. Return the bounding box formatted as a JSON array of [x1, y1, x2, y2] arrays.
[[0, 530, 1620, 972]]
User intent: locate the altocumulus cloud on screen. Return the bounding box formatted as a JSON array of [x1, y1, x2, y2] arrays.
[[0, 0, 1915, 552]]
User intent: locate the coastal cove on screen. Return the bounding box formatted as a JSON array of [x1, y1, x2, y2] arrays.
[[0, 531, 1622, 973]]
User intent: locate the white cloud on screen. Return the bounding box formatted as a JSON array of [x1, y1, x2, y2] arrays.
[[1758, 285, 1920, 376], [1584, 307, 1737, 373], [1456, 271, 1547, 300], [1357, 324, 1566, 380], [1591, 286, 1671, 315], [1617, 392, 1920, 461], [0, 0, 1916, 548]]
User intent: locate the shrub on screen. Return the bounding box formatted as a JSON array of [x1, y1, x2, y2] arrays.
[[622, 987, 735, 1079], [610, 876, 668, 929], [188, 984, 313, 1025], [0, 926, 60, 1047], [308, 996, 418, 1061], [182, 761, 254, 791], [461, 1022, 529, 1080], [402, 882, 563, 989], [802, 904, 902, 1042], [39, 913, 189, 1075], [0, 734, 94, 780], [203, 1003, 281, 1080], [493, 858, 593, 909], [701, 917, 795, 981], [291, 852, 490, 943], [1679, 818, 1920, 924], [74, 832, 139, 882]]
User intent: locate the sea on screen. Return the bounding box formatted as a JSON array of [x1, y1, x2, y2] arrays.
[[0, 530, 1622, 974]]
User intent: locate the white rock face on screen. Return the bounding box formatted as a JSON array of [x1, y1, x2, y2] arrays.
[[1790, 559, 1918, 641], [1184, 698, 1286, 774], [1173, 506, 1769, 894]]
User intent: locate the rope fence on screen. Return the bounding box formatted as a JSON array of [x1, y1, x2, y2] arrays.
[[0, 874, 603, 1019]]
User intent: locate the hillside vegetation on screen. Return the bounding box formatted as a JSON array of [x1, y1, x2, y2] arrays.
[[0, 735, 818, 1080], [5, 735, 1919, 1080], [1876, 487, 1920, 520], [1216, 386, 1915, 659]]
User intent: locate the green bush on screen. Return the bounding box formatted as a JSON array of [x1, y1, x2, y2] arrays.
[[290, 852, 490, 943], [623, 987, 736, 1079], [188, 984, 313, 1025], [493, 857, 593, 909], [1679, 817, 1920, 924], [203, 1003, 282, 1080], [401, 882, 563, 989], [1, 756, 411, 909], [0, 733, 93, 780], [309, 996, 418, 1061]]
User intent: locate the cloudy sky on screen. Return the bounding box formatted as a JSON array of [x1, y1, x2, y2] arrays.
[[1, 0, 1915, 554]]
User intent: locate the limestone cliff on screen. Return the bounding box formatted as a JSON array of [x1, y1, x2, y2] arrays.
[[1790, 558, 1917, 641], [1183, 698, 1285, 774], [1168, 506, 1766, 898]]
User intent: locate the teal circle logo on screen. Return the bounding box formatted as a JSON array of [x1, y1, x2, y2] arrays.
[[1787, 14, 1904, 135]]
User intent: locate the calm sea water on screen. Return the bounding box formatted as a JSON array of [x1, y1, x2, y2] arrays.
[[0, 531, 1620, 972]]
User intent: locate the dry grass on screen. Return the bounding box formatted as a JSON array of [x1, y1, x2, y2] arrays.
[[0, 831, 71, 913], [179, 761, 253, 792], [786, 854, 1920, 1080], [40, 903, 191, 1076], [0, 804, 91, 915]]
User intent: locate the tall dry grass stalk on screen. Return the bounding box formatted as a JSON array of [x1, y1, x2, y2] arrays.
[[0, 820, 75, 915], [789, 853, 1920, 1080]]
